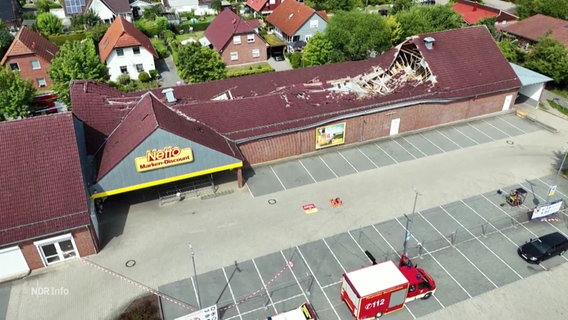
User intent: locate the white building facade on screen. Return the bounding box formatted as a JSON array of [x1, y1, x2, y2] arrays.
[[106, 45, 156, 82]]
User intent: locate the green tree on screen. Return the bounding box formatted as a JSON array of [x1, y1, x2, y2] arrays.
[[476, 17, 498, 39], [35, 0, 52, 13], [211, 0, 222, 12], [71, 9, 102, 31], [394, 5, 463, 39], [155, 17, 169, 36], [48, 39, 110, 106], [0, 67, 37, 121], [385, 15, 403, 45], [515, 0, 568, 19], [0, 20, 14, 58], [142, 5, 164, 20], [176, 42, 226, 83], [325, 11, 392, 61], [302, 33, 342, 67], [36, 12, 63, 36], [305, 0, 328, 11], [523, 37, 568, 85], [391, 0, 415, 14], [498, 40, 521, 63]]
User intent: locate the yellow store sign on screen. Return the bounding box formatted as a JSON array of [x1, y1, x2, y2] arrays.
[[135, 146, 193, 172]]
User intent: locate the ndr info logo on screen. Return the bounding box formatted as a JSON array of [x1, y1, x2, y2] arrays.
[[31, 282, 69, 296]]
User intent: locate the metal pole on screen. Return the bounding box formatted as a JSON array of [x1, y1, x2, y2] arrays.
[[189, 243, 202, 309], [403, 188, 420, 257]]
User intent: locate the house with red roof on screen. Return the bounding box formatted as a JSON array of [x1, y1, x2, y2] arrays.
[[71, 26, 522, 200], [98, 16, 158, 82], [500, 14, 568, 50], [246, 0, 282, 15], [204, 8, 268, 66], [0, 113, 98, 281], [1, 27, 59, 91], [451, 0, 517, 25], [266, 0, 328, 52]]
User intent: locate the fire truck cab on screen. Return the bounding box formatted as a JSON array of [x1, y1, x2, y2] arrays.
[[340, 257, 436, 319]]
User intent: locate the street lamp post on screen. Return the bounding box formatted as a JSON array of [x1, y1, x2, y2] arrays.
[[189, 242, 202, 309], [547, 149, 568, 203], [403, 188, 421, 257]]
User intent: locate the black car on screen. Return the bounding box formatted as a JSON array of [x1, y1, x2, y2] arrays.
[[517, 232, 568, 263]]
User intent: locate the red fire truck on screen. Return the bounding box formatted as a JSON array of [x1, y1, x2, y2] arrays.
[[340, 256, 436, 319]]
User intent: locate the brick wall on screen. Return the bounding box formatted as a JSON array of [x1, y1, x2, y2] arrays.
[[4, 54, 53, 90], [221, 33, 268, 66], [20, 241, 44, 270], [239, 91, 516, 165]]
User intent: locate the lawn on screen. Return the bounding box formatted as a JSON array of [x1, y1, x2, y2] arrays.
[[176, 31, 205, 42]]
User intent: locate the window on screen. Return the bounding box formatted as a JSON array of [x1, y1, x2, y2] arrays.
[[37, 78, 47, 87], [120, 66, 128, 73], [305, 35, 312, 41], [310, 20, 318, 28], [252, 49, 260, 58], [9, 63, 19, 71], [247, 34, 255, 43], [230, 52, 238, 61], [233, 35, 241, 45], [133, 46, 140, 54], [116, 48, 124, 56], [136, 64, 144, 72], [31, 60, 41, 70], [34, 234, 78, 266]]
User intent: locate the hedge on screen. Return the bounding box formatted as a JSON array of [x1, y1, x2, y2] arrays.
[[227, 65, 275, 78], [48, 33, 88, 46]]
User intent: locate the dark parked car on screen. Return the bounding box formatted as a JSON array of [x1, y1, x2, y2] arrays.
[[517, 232, 568, 263]]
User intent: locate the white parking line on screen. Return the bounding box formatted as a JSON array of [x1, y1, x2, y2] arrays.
[[322, 238, 347, 273], [393, 139, 417, 159], [535, 177, 568, 219], [482, 119, 513, 137], [414, 211, 473, 298], [453, 126, 480, 144], [435, 129, 464, 149], [295, 246, 342, 319], [480, 194, 541, 239], [252, 258, 277, 314], [439, 205, 518, 285], [401, 136, 428, 157], [374, 143, 398, 163], [270, 165, 287, 190], [279, 250, 311, 303], [221, 266, 244, 320], [356, 147, 379, 168], [298, 159, 317, 183], [467, 122, 495, 141], [318, 155, 339, 178], [347, 230, 378, 264], [498, 116, 530, 134], [370, 224, 402, 260], [337, 151, 359, 173], [418, 133, 446, 153]]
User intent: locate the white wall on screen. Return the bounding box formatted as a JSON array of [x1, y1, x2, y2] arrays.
[[519, 83, 545, 103], [106, 46, 156, 82], [90, 0, 115, 22]]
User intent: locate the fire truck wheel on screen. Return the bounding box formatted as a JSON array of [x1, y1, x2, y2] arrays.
[[422, 292, 432, 300], [375, 312, 384, 318]]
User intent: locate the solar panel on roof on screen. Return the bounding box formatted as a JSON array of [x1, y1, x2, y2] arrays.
[[64, 0, 86, 14]]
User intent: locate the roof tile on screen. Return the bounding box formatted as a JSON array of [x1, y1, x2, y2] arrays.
[[1, 27, 59, 65], [267, 0, 326, 36], [98, 16, 158, 63], [501, 14, 568, 47]]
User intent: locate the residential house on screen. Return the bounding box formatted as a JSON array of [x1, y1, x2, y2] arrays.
[[161, 0, 216, 15], [204, 8, 268, 66], [500, 14, 568, 50], [246, 0, 282, 16], [1, 27, 59, 91], [63, 0, 132, 22], [266, 0, 328, 52], [451, 0, 517, 25], [98, 16, 158, 82], [0, 113, 99, 282], [0, 0, 22, 29]]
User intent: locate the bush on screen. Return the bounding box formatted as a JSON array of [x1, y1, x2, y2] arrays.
[[149, 69, 159, 79], [227, 65, 274, 78], [190, 21, 210, 32], [117, 73, 130, 85], [150, 38, 170, 58], [288, 52, 303, 69], [48, 32, 88, 46], [138, 71, 151, 82]]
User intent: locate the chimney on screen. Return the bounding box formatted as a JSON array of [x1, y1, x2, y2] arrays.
[[162, 88, 177, 103], [424, 37, 436, 50], [473, 1, 478, 11]]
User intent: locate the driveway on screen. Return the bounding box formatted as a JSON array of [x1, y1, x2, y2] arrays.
[[156, 56, 184, 88], [267, 57, 293, 72]]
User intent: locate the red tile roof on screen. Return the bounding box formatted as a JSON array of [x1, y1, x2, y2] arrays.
[[1, 27, 59, 65], [247, 0, 268, 12], [451, 0, 517, 25], [98, 16, 158, 63], [267, 0, 327, 36], [205, 8, 261, 52], [72, 26, 520, 159], [94, 92, 242, 180], [500, 14, 568, 47], [0, 113, 90, 245]]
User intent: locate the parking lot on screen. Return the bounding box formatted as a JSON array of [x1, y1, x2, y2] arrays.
[[245, 113, 542, 197], [159, 113, 568, 319], [160, 174, 568, 319]]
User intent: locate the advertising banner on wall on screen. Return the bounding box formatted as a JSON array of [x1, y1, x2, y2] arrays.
[[315, 122, 346, 149], [134, 146, 194, 172]]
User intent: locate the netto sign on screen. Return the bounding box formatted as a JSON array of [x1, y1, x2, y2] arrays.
[[135, 146, 193, 172]]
